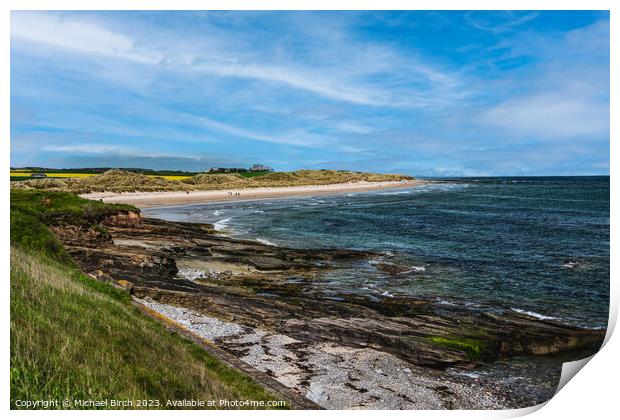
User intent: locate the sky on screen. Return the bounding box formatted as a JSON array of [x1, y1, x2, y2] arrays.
[[10, 11, 610, 176]]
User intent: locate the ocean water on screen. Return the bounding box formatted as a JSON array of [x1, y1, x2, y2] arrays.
[[146, 176, 610, 329]]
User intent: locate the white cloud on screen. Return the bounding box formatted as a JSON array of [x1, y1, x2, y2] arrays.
[[465, 11, 539, 33], [10, 12, 387, 105], [10, 11, 465, 108], [197, 116, 328, 147], [479, 92, 608, 139], [11, 12, 160, 64], [471, 19, 609, 143], [43, 143, 202, 160], [192, 61, 391, 106], [44, 143, 119, 154], [195, 116, 368, 153], [332, 121, 374, 134]]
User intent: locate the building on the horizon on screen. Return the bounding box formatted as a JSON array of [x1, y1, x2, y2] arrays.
[[204, 164, 274, 173], [249, 164, 273, 172], [205, 167, 247, 173]]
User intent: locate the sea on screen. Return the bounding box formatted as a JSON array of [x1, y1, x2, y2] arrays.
[[146, 176, 609, 329], [145, 176, 609, 402]]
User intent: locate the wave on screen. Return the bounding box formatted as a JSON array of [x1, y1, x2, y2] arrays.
[[256, 238, 276, 246], [213, 210, 222, 216], [378, 190, 413, 196], [378, 183, 468, 196], [399, 266, 426, 274], [213, 218, 232, 231], [436, 298, 460, 307], [467, 193, 606, 203], [511, 308, 559, 321], [435, 298, 482, 309]]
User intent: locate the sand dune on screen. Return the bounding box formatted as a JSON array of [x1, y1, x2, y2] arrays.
[[81, 179, 429, 209]]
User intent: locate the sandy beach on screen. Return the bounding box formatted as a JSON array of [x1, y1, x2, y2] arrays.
[[81, 179, 430, 208]]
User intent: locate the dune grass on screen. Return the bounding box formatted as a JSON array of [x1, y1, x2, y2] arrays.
[[11, 168, 414, 194], [238, 170, 272, 178], [10, 190, 287, 409]]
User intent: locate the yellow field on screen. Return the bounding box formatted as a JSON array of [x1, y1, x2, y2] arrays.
[[11, 172, 95, 178], [10, 172, 191, 180]]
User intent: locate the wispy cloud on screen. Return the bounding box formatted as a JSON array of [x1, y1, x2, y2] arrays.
[[11, 12, 160, 64], [191, 62, 391, 106], [11, 11, 465, 108], [478, 92, 609, 140], [196, 116, 328, 147], [43, 143, 203, 161], [464, 11, 539, 33]]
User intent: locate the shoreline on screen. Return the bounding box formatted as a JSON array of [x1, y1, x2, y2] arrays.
[[80, 179, 431, 209]]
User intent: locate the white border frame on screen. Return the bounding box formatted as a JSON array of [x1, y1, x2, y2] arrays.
[[2, 2, 616, 419]]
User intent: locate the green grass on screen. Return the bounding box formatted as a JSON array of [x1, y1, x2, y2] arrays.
[[238, 170, 272, 178], [10, 190, 136, 264], [10, 190, 287, 409], [12, 189, 137, 229]]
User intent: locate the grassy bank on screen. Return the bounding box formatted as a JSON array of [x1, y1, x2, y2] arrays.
[[10, 190, 286, 409]]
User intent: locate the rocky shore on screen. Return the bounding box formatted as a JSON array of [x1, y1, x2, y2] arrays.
[[50, 208, 605, 409]]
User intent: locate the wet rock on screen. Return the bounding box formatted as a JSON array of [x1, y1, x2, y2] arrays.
[[372, 261, 416, 276]]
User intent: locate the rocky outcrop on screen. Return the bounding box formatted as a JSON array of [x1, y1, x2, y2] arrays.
[[103, 210, 141, 227], [53, 211, 605, 372], [49, 224, 112, 246]]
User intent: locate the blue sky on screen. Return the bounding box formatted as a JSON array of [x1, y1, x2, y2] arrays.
[[10, 11, 609, 176]]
